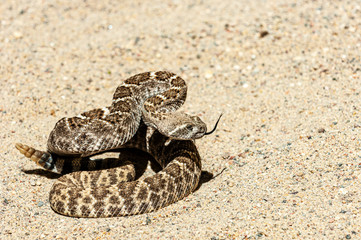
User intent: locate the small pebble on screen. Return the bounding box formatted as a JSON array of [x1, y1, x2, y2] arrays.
[[204, 72, 213, 79], [145, 216, 151, 225], [259, 31, 269, 38], [339, 188, 348, 195], [227, 181, 235, 187], [318, 128, 326, 133], [13, 31, 23, 39]]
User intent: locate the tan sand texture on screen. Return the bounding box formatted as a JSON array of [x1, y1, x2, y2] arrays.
[[1, 0, 360, 239]]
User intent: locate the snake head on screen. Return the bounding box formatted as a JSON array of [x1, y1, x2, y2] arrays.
[[158, 113, 207, 140]]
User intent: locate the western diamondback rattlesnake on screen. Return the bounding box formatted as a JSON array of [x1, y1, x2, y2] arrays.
[[15, 71, 220, 218]]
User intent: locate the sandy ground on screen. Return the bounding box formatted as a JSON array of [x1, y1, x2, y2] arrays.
[[1, 0, 361, 239]]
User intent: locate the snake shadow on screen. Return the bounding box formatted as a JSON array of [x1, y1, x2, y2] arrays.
[[22, 148, 151, 180], [194, 170, 214, 191], [22, 168, 61, 179]]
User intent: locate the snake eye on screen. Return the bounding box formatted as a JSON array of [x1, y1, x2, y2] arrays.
[[186, 124, 193, 131]]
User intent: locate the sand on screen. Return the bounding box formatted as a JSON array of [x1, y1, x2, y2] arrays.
[[1, 0, 360, 239]]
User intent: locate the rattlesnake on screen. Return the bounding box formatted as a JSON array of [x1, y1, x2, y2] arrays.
[[15, 71, 219, 218]]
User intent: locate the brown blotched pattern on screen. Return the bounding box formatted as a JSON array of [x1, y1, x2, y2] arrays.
[[15, 71, 206, 217], [47, 125, 201, 217], [47, 71, 189, 157]]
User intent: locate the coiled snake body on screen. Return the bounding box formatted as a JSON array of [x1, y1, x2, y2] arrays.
[[16, 71, 215, 218]]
